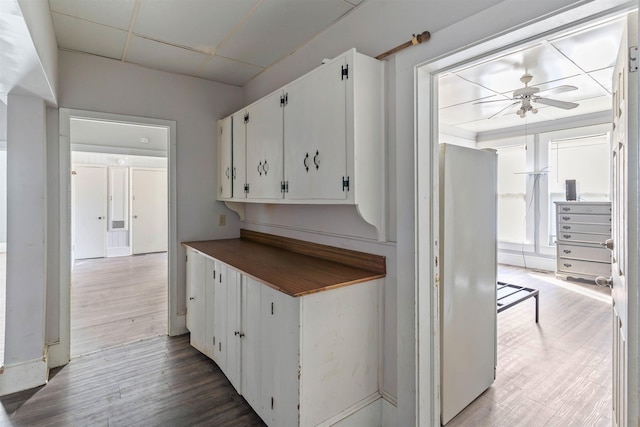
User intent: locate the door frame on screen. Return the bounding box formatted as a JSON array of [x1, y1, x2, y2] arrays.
[[49, 108, 177, 368], [414, 3, 639, 425]]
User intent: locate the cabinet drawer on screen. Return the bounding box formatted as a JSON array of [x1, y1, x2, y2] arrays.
[[557, 258, 611, 277], [557, 213, 611, 224], [557, 231, 609, 244], [557, 222, 611, 234], [556, 203, 611, 215], [557, 244, 611, 263]]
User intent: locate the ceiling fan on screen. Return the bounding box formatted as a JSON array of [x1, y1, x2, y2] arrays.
[[475, 73, 579, 118]]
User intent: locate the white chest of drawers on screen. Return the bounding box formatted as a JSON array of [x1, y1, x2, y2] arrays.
[[555, 201, 612, 282]]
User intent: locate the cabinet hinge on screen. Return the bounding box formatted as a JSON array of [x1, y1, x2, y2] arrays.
[[630, 46, 638, 73], [213, 269, 216, 279], [220, 126, 223, 135], [342, 176, 350, 192], [341, 64, 349, 80], [280, 93, 289, 107], [213, 336, 215, 346], [281, 181, 289, 193], [271, 302, 274, 315], [244, 183, 250, 194], [244, 113, 250, 124], [271, 397, 274, 410]]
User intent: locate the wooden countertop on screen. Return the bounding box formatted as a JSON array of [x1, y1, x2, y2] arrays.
[[182, 231, 385, 297]]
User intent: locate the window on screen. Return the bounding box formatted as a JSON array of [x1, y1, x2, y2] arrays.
[[548, 134, 610, 242], [496, 145, 527, 244]]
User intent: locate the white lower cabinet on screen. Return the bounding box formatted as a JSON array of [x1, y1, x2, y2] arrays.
[[186, 251, 381, 426], [185, 248, 206, 354]]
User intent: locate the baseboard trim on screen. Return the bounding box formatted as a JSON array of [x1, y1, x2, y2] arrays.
[[0, 358, 48, 396], [498, 252, 555, 272], [318, 392, 381, 427], [107, 246, 131, 258]]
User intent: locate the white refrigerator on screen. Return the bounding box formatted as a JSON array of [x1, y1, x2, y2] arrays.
[[439, 144, 497, 425]]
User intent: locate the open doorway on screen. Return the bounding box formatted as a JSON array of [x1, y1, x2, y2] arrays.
[[416, 6, 636, 426], [53, 109, 178, 366], [70, 147, 168, 356]]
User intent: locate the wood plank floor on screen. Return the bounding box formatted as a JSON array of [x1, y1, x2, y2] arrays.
[[0, 264, 612, 426], [71, 253, 168, 356], [0, 334, 266, 426], [446, 265, 612, 427]]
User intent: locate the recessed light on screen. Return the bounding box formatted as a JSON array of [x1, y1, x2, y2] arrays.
[[140, 137, 150, 144]]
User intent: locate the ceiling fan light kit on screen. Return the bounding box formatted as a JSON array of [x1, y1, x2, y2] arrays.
[[474, 72, 579, 119]]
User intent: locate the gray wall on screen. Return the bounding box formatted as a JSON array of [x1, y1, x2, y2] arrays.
[[56, 49, 244, 326]]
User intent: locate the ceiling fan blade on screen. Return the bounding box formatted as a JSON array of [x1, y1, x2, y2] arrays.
[[537, 85, 578, 97], [534, 97, 579, 109], [488, 101, 520, 119], [472, 98, 513, 105]]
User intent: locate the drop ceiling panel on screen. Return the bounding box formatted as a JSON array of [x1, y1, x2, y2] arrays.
[[52, 12, 128, 60], [217, 0, 353, 67], [438, 74, 500, 108], [589, 68, 614, 93], [199, 56, 264, 87], [457, 43, 584, 94], [126, 36, 208, 77], [550, 18, 625, 72], [49, 0, 135, 30], [134, 0, 259, 53]]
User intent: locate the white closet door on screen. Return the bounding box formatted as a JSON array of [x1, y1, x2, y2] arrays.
[[73, 165, 107, 259], [131, 168, 167, 255]]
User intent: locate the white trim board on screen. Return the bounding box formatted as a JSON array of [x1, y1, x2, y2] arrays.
[[0, 357, 48, 395]]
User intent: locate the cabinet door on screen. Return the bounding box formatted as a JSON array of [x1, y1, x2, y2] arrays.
[[186, 249, 206, 354], [204, 257, 216, 359], [232, 111, 247, 200], [217, 116, 233, 199], [260, 286, 300, 426], [213, 260, 228, 371], [246, 91, 284, 200], [225, 267, 242, 392], [284, 56, 347, 200], [241, 277, 263, 414]]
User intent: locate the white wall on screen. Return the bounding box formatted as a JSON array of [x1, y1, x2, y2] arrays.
[[57, 50, 244, 326], [3, 93, 48, 393], [241, 0, 624, 424]]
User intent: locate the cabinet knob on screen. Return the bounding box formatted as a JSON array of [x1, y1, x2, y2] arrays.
[[313, 150, 320, 169], [225, 167, 230, 179], [562, 234, 571, 239], [303, 153, 310, 172], [257, 161, 263, 176], [189, 297, 195, 300], [562, 216, 571, 220], [563, 249, 572, 254], [563, 263, 572, 267], [263, 159, 269, 175]]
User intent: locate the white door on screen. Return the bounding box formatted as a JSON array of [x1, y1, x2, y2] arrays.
[[225, 266, 242, 392], [241, 277, 263, 413], [284, 56, 347, 200], [204, 257, 216, 359], [213, 260, 228, 369], [186, 248, 206, 353], [217, 117, 233, 199], [245, 92, 284, 200], [608, 12, 638, 426], [131, 168, 168, 255], [439, 144, 497, 425], [232, 110, 248, 200], [73, 165, 107, 259]]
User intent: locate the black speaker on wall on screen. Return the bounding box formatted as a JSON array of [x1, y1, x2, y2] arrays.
[[566, 179, 577, 201]]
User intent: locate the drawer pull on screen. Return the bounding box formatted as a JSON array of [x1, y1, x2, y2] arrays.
[[562, 225, 571, 230], [562, 216, 571, 220], [563, 249, 572, 254], [562, 207, 571, 211], [563, 263, 572, 268], [563, 234, 572, 239]]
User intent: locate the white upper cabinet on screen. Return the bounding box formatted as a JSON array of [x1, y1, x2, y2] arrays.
[[284, 55, 347, 200], [231, 111, 247, 200], [245, 91, 285, 200], [218, 49, 386, 240], [217, 116, 233, 200]]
